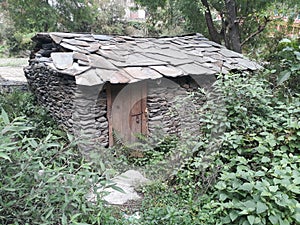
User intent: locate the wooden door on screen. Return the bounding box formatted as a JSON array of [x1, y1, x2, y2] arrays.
[[107, 82, 147, 146]]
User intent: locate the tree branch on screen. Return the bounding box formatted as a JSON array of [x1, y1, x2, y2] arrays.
[[241, 16, 271, 46], [200, 0, 222, 44]]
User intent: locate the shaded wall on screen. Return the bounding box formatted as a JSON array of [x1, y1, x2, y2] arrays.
[[24, 64, 76, 130], [147, 77, 203, 138], [24, 63, 109, 148]]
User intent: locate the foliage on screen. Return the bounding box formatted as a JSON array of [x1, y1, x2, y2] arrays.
[[133, 73, 300, 224], [195, 75, 300, 225], [0, 109, 126, 224], [135, 0, 185, 36], [5, 0, 57, 33], [0, 91, 132, 224], [91, 0, 125, 35], [264, 38, 300, 95], [1, 0, 127, 55], [135, 0, 299, 52], [5, 32, 35, 56], [0, 91, 57, 138], [0, 3, 14, 57], [3, 0, 126, 34]]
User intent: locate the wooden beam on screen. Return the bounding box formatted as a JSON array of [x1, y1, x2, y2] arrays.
[[106, 84, 114, 147]]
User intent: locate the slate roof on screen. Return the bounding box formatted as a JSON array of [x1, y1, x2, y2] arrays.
[[30, 32, 262, 86]]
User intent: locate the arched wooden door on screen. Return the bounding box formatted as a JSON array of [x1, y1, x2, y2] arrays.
[[107, 82, 147, 146]]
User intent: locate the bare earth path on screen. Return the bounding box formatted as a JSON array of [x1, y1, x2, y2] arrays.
[[0, 58, 28, 86]]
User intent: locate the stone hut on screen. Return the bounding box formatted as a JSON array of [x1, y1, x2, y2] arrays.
[[24, 32, 261, 147]]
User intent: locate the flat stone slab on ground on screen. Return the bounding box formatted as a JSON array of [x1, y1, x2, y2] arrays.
[[102, 170, 149, 205], [0, 67, 27, 83], [0, 58, 28, 85]]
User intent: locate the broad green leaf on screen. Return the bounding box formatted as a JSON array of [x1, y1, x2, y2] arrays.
[[261, 156, 270, 163], [1, 109, 10, 125], [242, 219, 250, 225], [279, 218, 290, 225], [293, 177, 300, 185], [256, 145, 269, 154], [219, 193, 228, 201], [269, 215, 279, 225], [294, 51, 300, 61], [255, 171, 265, 177], [239, 209, 250, 215], [215, 181, 226, 190], [229, 211, 239, 222], [256, 201, 268, 214], [247, 215, 255, 225], [277, 70, 291, 85], [0, 152, 11, 161], [290, 187, 300, 194], [239, 183, 254, 192], [294, 213, 300, 223], [261, 191, 272, 197], [269, 186, 279, 192]]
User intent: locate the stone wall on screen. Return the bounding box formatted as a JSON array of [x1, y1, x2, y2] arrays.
[[147, 77, 203, 139], [24, 63, 109, 149], [72, 85, 109, 147], [24, 63, 76, 131]]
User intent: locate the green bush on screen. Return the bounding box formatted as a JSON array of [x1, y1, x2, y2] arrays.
[[136, 73, 300, 224], [264, 38, 300, 95], [0, 91, 57, 138], [6, 32, 34, 56], [0, 109, 127, 224]]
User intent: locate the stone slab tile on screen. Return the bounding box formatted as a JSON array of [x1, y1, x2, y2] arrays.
[[51, 52, 74, 70]]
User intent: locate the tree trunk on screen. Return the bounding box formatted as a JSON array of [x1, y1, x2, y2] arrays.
[[200, 0, 222, 44], [224, 0, 242, 53]]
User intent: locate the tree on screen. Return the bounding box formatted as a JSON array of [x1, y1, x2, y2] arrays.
[[197, 0, 274, 52], [135, 0, 299, 53], [4, 0, 57, 32], [1, 0, 126, 55], [135, 0, 185, 36], [3, 0, 125, 33]]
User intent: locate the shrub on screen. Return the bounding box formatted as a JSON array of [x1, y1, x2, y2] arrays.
[[264, 38, 300, 95], [136, 73, 300, 224], [0, 109, 127, 224], [0, 91, 58, 138]]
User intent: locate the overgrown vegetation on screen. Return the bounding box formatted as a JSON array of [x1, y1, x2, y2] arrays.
[[0, 0, 299, 223], [133, 73, 300, 225], [265, 38, 300, 95], [0, 92, 129, 224]]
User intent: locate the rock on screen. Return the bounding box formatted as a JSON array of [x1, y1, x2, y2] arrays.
[[101, 170, 149, 205]]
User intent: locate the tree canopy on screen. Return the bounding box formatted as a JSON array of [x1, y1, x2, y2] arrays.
[[135, 0, 299, 52], [2, 0, 125, 33]]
